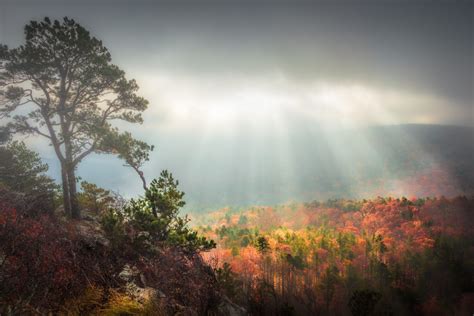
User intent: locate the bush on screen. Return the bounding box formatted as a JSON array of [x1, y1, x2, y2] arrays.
[[60, 285, 104, 315], [78, 181, 116, 215], [100, 209, 128, 249], [101, 170, 215, 253], [100, 290, 158, 316], [0, 202, 120, 313], [0, 206, 85, 312], [0, 141, 59, 215], [215, 262, 242, 300]]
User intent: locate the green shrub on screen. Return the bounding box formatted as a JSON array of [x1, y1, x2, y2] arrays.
[[101, 170, 215, 253]]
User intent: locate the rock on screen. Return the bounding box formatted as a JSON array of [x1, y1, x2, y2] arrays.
[[216, 296, 248, 316], [120, 264, 167, 305], [139, 272, 147, 286], [124, 281, 166, 304], [173, 304, 198, 316], [118, 264, 140, 282], [75, 219, 110, 247], [81, 214, 96, 221], [156, 289, 166, 299]]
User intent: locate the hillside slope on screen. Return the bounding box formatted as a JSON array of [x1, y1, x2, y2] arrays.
[[199, 196, 474, 315]]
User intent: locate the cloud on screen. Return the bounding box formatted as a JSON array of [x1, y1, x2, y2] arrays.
[[133, 71, 468, 133], [2, 1, 472, 123]]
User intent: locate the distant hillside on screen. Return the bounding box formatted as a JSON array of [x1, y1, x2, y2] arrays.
[[63, 124, 473, 211], [182, 124, 473, 211], [198, 196, 474, 315]]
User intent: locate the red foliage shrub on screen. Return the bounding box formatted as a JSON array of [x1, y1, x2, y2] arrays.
[[138, 247, 219, 315], [0, 203, 119, 313], [0, 199, 221, 314]]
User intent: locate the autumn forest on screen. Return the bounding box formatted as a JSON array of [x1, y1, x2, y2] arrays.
[[1, 2, 473, 316]]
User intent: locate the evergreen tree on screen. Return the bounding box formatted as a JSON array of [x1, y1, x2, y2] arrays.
[[0, 141, 57, 194], [0, 141, 58, 213], [106, 170, 216, 253], [0, 17, 152, 218], [78, 181, 115, 215], [256, 236, 270, 254]]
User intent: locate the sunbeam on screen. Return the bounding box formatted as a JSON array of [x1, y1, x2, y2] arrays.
[[1, 4, 472, 314]]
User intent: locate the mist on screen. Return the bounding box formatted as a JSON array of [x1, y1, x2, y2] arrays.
[[2, 0, 473, 210]]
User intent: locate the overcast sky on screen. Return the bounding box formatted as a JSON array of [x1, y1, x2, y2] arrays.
[[1, 1, 473, 207], [1, 1, 472, 126]]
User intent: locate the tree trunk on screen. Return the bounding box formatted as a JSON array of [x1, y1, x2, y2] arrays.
[[67, 165, 80, 219], [62, 118, 80, 218], [61, 164, 71, 217]]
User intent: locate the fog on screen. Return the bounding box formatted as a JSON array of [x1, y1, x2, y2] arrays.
[[1, 1, 472, 210]]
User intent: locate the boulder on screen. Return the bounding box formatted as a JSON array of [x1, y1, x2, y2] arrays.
[[75, 219, 110, 247], [216, 296, 248, 316], [119, 264, 166, 305]]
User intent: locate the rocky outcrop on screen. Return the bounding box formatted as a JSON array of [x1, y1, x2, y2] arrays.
[[71, 217, 247, 315], [216, 296, 248, 316], [75, 217, 110, 247], [118, 263, 166, 305]]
